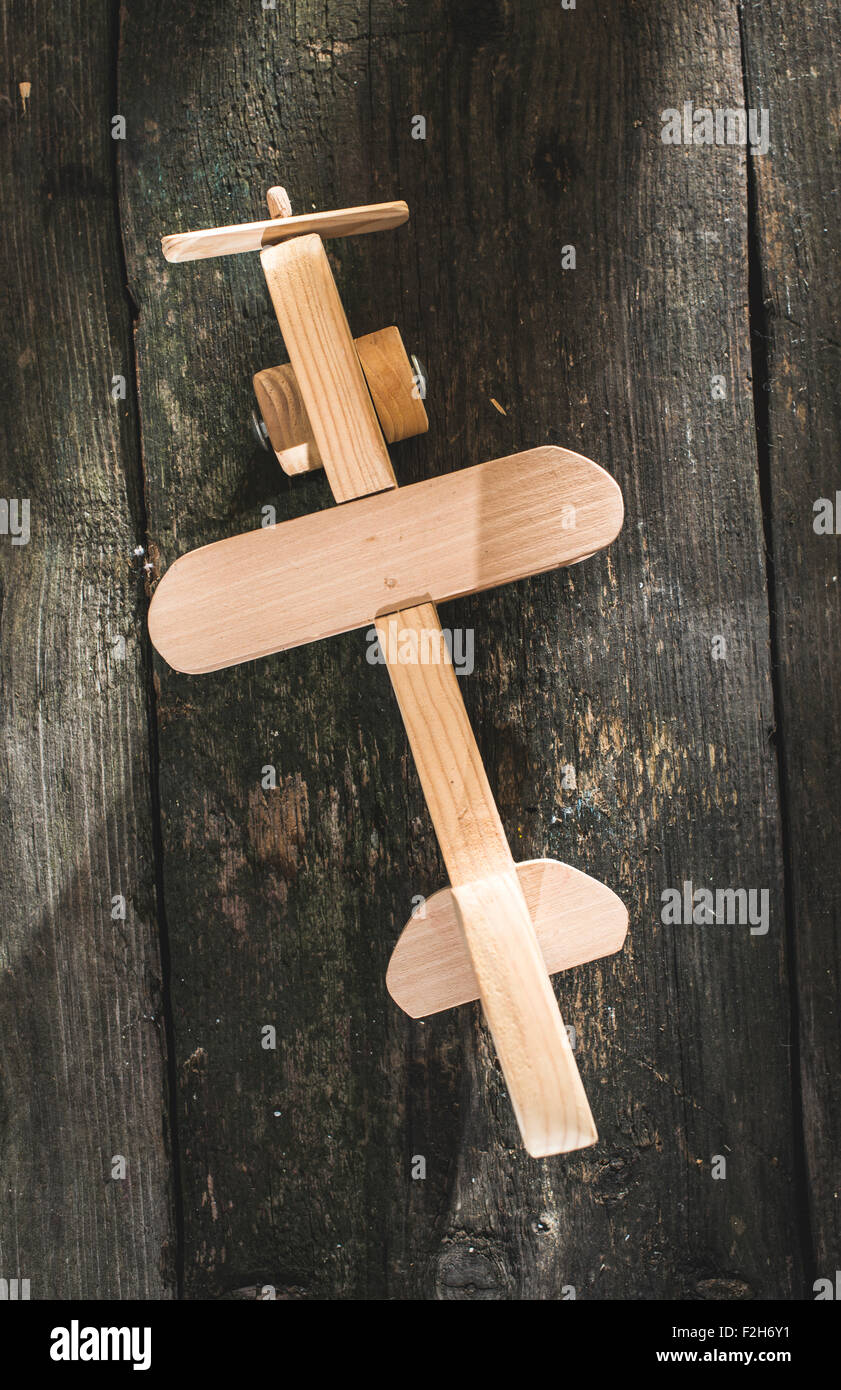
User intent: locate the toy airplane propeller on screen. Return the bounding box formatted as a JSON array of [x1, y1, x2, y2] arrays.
[[151, 185, 628, 1157]]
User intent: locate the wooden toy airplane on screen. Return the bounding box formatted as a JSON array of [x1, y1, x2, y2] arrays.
[[151, 185, 628, 1158]]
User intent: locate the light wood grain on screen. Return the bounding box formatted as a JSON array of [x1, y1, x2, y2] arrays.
[[255, 230, 605, 1155], [376, 604, 597, 1156], [261, 235, 396, 501], [253, 360, 320, 474], [356, 327, 429, 447], [161, 201, 409, 262], [253, 326, 428, 473], [387, 858, 628, 1017], [154, 188, 622, 1159], [157, 186, 617, 1160], [148, 447, 623, 673], [453, 875, 597, 1156], [265, 185, 293, 219]]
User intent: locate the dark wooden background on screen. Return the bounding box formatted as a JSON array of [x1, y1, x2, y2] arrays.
[[1, 0, 838, 1300]]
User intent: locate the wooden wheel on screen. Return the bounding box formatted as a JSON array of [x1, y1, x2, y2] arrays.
[[253, 327, 428, 475]]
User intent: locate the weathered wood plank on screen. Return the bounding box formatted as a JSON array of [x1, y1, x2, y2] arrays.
[[120, 0, 801, 1297], [0, 4, 174, 1295], [740, 0, 841, 1282]]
